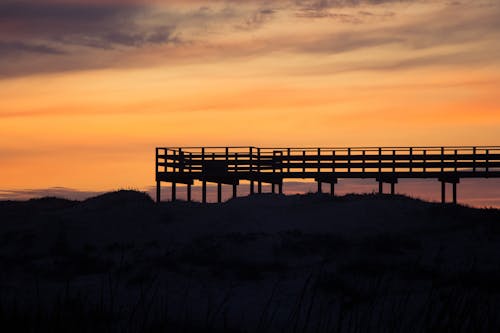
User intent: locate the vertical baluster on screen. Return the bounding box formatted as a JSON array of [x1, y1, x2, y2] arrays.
[[441, 147, 444, 173], [317, 148, 321, 173], [362, 150, 366, 173], [272, 150, 276, 174], [347, 148, 351, 173], [486, 149, 489, 173], [473, 147, 476, 172], [202, 148, 206, 203], [409, 147, 413, 173], [249, 147, 254, 195], [454, 149, 458, 172], [392, 150, 396, 173], [423, 150, 427, 173], [258, 148, 262, 194], [378, 148, 382, 174], [332, 150, 336, 173], [179, 148, 183, 172], [302, 150, 306, 173], [173, 150, 177, 172]]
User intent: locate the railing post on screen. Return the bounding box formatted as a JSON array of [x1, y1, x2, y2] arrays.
[[332, 150, 336, 173], [473, 147, 476, 172], [409, 147, 413, 173], [392, 150, 396, 173], [173, 150, 177, 172], [347, 148, 351, 173], [317, 148, 321, 173], [378, 147, 382, 174], [273, 151, 276, 175], [235, 152, 238, 172], [202, 147, 207, 203], [441, 147, 444, 173], [257, 148, 262, 194], [454, 149, 458, 172], [423, 150, 427, 173], [155, 148, 159, 174], [486, 149, 489, 173], [250, 147, 254, 195], [302, 150, 306, 173], [156, 148, 161, 204], [179, 148, 183, 172], [362, 150, 366, 173]]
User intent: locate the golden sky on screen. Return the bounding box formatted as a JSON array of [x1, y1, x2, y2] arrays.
[[0, 0, 499, 198]]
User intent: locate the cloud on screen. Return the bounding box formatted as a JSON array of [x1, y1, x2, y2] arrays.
[[0, 2, 180, 49], [0, 0, 499, 78], [0, 41, 65, 55], [0, 187, 105, 201]]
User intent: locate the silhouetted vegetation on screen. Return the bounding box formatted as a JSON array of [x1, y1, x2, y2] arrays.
[[0, 190, 499, 332]]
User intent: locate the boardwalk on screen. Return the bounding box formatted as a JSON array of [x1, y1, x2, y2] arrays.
[[156, 146, 500, 204]]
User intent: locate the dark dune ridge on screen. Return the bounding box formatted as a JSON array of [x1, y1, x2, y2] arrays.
[[0, 190, 499, 332]]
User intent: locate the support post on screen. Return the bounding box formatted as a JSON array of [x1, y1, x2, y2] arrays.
[[156, 181, 161, 203], [187, 184, 191, 202], [317, 181, 322, 194], [278, 182, 283, 195], [258, 181, 262, 194], [233, 184, 237, 199], [250, 181, 255, 195], [379, 181, 383, 194], [390, 182, 395, 195], [172, 182, 177, 202], [217, 183, 222, 203], [330, 182, 335, 197], [272, 184, 276, 194], [202, 181, 207, 203], [441, 181, 446, 204]]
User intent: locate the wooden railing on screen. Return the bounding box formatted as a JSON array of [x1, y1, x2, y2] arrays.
[[156, 146, 500, 177]]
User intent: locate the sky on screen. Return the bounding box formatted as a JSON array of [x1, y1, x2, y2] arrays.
[[0, 0, 499, 205]]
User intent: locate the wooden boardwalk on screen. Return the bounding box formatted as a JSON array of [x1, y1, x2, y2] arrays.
[[155, 146, 500, 204]]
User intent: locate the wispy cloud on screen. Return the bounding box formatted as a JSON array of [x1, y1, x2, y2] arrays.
[[0, 41, 65, 55], [0, 0, 499, 77]]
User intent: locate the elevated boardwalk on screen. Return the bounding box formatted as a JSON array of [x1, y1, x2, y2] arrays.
[[155, 146, 500, 204]]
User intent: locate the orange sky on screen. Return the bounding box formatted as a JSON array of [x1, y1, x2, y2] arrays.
[[0, 0, 499, 202]]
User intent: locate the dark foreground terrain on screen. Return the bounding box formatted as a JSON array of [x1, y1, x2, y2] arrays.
[[0, 191, 499, 332]]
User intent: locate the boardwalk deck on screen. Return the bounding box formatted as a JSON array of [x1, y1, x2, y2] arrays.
[[155, 146, 500, 204]]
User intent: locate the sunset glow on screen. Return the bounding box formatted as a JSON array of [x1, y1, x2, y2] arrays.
[[1, 0, 499, 204]]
